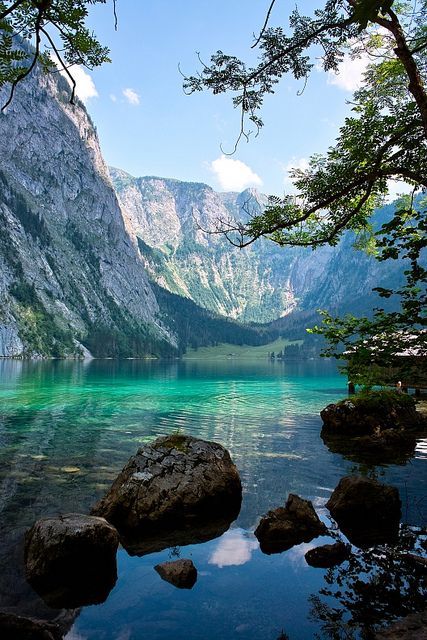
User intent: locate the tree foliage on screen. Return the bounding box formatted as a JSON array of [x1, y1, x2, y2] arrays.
[[0, 0, 111, 110], [185, 0, 427, 378]]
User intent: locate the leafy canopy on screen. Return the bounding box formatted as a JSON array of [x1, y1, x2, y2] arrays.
[[0, 0, 112, 110], [185, 0, 427, 380]]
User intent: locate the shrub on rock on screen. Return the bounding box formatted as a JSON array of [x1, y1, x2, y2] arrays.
[[321, 391, 425, 437]]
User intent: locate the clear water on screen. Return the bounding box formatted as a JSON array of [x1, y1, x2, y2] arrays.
[[0, 358, 425, 639]]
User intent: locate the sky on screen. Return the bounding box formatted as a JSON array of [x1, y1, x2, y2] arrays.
[[69, 0, 370, 196]]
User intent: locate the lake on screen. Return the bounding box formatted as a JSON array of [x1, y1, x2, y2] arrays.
[[0, 358, 425, 639]]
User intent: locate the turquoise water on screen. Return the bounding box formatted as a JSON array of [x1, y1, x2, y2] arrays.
[[0, 359, 425, 639]]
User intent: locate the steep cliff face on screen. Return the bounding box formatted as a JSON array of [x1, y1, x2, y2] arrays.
[[111, 169, 299, 323], [111, 169, 407, 323], [0, 69, 175, 357]]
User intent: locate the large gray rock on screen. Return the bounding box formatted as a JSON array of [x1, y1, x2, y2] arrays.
[[254, 494, 327, 554], [326, 476, 401, 547], [25, 513, 119, 608], [91, 435, 242, 554], [154, 559, 197, 589], [375, 609, 427, 639]]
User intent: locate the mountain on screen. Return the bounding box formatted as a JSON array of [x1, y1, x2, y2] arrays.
[[0, 53, 414, 360], [0, 66, 176, 357], [111, 168, 297, 323], [110, 169, 409, 325]]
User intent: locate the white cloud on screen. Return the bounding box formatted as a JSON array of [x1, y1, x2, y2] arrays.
[[327, 53, 370, 92], [122, 87, 140, 105], [282, 157, 309, 194], [53, 57, 98, 104], [110, 93, 117, 102], [209, 529, 258, 568], [66, 65, 98, 104], [210, 155, 262, 191]]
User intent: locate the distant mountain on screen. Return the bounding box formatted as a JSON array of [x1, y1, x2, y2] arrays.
[[110, 169, 409, 326]]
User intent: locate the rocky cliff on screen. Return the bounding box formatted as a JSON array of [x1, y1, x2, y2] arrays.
[[111, 169, 408, 324], [0, 68, 175, 357]]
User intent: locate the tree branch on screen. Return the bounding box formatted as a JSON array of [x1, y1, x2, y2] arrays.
[[0, 0, 25, 21], [252, 0, 278, 49], [40, 25, 76, 103], [375, 7, 427, 137]]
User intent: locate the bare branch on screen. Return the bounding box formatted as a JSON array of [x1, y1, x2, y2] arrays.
[[40, 25, 76, 104], [113, 0, 118, 31], [252, 0, 278, 49]]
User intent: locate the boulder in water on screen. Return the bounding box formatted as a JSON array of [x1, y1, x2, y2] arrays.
[[91, 435, 242, 554], [305, 541, 351, 568], [255, 494, 327, 554], [25, 513, 119, 608], [154, 559, 197, 589], [326, 476, 401, 547]]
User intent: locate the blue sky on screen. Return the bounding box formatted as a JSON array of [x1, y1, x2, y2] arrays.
[[73, 0, 368, 195]]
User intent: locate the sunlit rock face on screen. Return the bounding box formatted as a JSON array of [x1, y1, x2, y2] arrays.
[[111, 169, 297, 323], [111, 168, 414, 325], [0, 67, 175, 357]]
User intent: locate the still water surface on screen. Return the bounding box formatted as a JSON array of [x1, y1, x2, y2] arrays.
[[0, 359, 425, 639]]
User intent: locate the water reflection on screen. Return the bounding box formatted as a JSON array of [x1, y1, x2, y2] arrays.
[[0, 359, 425, 639], [209, 528, 258, 568]]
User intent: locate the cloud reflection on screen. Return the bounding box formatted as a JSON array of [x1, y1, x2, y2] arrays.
[[209, 529, 258, 568]]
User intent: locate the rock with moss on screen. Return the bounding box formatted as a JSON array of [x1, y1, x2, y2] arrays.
[[91, 435, 242, 554], [321, 391, 426, 437], [254, 494, 327, 554]]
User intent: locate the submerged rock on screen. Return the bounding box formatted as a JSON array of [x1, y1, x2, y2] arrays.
[[254, 494, 327, 554], [375, 608, 427, 639], [154, 559, 197, 589], [91, 435, 242, 554], [25, 513, 119, 608], [326, 476, 401, 547], [304, 542, 351, 568]]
